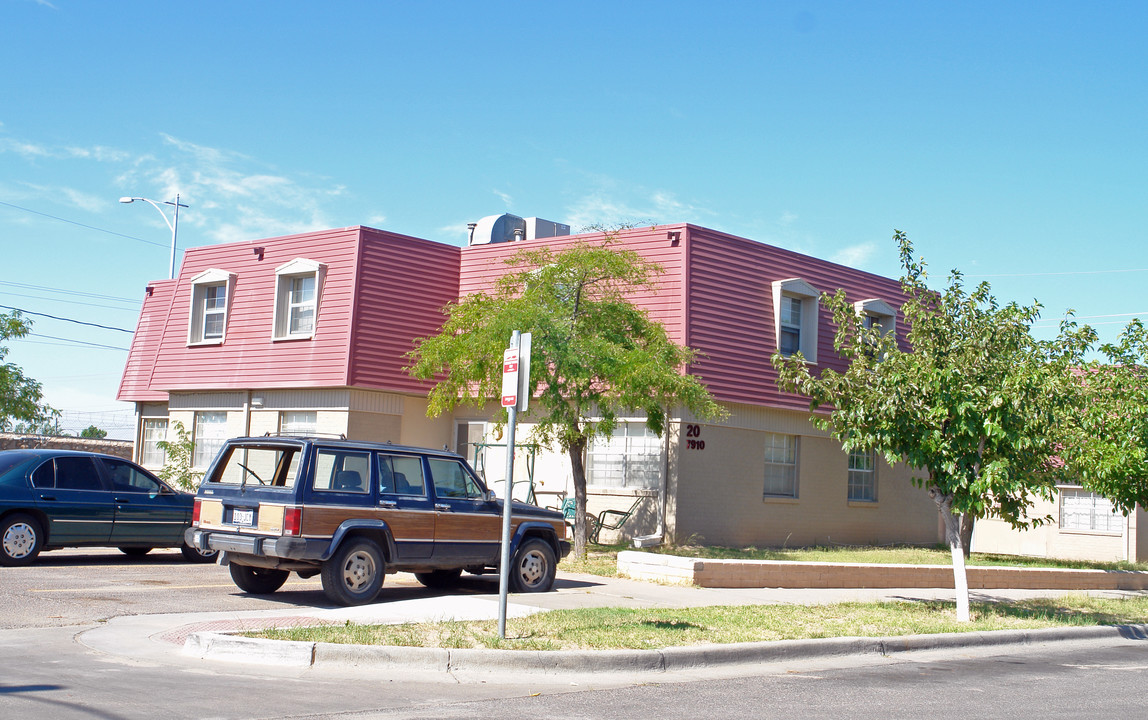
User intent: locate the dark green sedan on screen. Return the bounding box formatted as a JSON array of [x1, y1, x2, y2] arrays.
[[0, 449, 217, 566]]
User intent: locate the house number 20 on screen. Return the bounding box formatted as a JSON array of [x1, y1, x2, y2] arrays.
[[685, 424, 705, 450]]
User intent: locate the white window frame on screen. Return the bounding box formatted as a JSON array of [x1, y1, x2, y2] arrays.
[[854, 298, 897, 339], [763, 432, 798, 498], [272, 258, 326, 341], [587, 420, 664, 490], [847, 447, 877, 502], [140, 418, 168, 467], [1059, 488, 1124, 534], [772, 278, 820, 362], [279, 410, 318, 436], [193, 411, 229, 469], [188, 269, 236, 345]]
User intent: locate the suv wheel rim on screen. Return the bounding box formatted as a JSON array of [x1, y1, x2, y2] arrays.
[[341, 550, 376, 591], [518, 549, 545, 586], [3, 522, 35, 559]]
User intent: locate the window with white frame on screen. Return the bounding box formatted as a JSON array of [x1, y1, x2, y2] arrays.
[[763, 432, 798, 497], [272, 258, 325, 340], [279, 411, 317, 436], [140, 418, 168, 467], [772, 278, 819, 361], [1060, 488, 1123, 533], [587, 421, 663, 489], [854, 298, 897, 340], [188, 269, 236, 344], [193, 411, 228, 469], [847, 448, 877, 502]]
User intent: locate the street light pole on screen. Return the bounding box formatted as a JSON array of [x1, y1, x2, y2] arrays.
[[119, 194, 189, 279]]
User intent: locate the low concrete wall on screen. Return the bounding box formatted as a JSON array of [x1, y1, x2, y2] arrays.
[[0, 433, 133, 460], [617, 551, 1148, 591]]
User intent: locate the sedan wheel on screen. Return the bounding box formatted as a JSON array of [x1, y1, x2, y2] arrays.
[[0, 514, 43, 567]]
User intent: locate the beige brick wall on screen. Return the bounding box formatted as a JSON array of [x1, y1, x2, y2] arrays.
[[618, 551, 1148, 590], [972, 494, 1142, 563], [671, 424, 942, 548]]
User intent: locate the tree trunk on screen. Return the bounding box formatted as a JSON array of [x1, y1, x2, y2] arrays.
[[959, 513, 975, 558], [931, 488, 971, 622], [567, 438, 589, 559]]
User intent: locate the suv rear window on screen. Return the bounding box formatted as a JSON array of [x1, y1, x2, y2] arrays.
[[210, 445, 302, 488], [312, 449, 371, 493]]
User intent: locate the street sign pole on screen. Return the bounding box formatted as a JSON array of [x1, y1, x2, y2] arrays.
[[497, 330, 530, 638]]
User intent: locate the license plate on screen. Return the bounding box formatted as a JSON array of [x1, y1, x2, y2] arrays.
[[232, 508, 255, 526]]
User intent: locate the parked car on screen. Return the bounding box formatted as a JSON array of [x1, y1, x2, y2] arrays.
[[0, 449, 217, 566], [185, 436, 571, 605]]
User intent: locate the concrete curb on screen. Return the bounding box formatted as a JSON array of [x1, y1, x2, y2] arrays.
[[182, 623, 1148, 676]]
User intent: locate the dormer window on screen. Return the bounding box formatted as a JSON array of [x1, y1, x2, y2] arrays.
[[854, 298, 897, 339], [188, 269, 236, 345], [273, 258, 326, 340], [772, 278, 820, 362]]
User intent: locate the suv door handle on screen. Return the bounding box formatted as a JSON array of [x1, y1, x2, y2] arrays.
[[379, 500, 398, 508], [434, 503, 451, 512]]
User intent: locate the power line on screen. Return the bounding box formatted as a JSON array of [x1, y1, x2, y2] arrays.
[[0, 304, 134, 334], [0, 199, 169, 249], [0, 291, 141, 312], [967, 268, 1148, 278], [26, 333, 130, 351], [0, 281, 140, 305]]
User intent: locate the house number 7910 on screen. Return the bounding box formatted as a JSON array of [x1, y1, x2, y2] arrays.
[[685, 424, 705, 450]]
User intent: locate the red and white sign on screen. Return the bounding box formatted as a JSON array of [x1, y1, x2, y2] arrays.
[[501, 347, 519, 407]]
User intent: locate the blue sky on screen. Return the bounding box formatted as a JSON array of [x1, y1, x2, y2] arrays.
[[2, 1, 1145, 438]]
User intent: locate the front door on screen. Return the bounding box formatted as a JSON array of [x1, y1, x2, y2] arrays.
[[104, 458, 189, 546], [428, 457, 502, 565]]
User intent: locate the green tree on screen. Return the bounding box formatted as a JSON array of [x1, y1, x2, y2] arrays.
[[1059, 319, 1148, 512], [80, 425, 108, 439], [156, 421, 201, 491], [407, 241, 726, 558], [773, 231, 1090, 621], [0, 311, 56, 431]]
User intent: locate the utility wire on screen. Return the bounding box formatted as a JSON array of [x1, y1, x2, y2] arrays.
[[0, 199, 169, 249], [26, 332, 129, 351], [968, 268, 1148, 278], [0, 291, 140, 312], [0, 280, 139, 304], [0, 304, 134, 333]]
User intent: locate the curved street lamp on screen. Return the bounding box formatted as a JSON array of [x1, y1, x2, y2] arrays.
[[119, 194, 188, 279]]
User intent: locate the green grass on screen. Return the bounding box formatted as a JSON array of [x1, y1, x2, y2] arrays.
[[248, 595, 1148, 651], [564, 543, 1148, 574]]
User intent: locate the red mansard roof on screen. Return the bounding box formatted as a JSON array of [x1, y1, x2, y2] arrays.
[[119, 222, 906, 411]]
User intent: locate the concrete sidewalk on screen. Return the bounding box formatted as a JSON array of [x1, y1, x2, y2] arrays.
[[77, 569, 1148, 679]]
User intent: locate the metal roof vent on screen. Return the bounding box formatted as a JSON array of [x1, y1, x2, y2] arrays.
[[468, 214, 571, 246]]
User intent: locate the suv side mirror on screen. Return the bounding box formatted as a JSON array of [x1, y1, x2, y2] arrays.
[[485, 489, 497, 502]]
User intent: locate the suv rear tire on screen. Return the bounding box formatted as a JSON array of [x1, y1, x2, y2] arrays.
[[229, 564, 290, 594], [321, 538, 384, 606]]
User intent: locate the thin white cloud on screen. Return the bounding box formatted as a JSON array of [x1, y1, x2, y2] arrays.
[[493, 189, 513, 208], [0, 138, 52, 158], [115, 134, 349, 244], [565, 187, 709, 232], [831, 242, 878, 269]]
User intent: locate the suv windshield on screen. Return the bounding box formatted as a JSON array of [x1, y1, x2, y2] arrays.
[[209, 445, 301, 488]]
